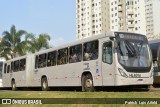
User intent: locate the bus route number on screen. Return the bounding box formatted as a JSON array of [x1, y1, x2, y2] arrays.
[[129, 74, 141, 78]]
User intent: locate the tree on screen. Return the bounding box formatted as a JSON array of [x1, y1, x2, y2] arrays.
[[0, 25, 27, 60], [25, 33, 51, 53]]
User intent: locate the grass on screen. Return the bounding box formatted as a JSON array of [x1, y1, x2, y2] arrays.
[[0, 91, 160, 107]]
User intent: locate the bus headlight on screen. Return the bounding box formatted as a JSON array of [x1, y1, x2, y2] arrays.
[[150, 70, 153, 78], [150, 67, 154, 78], [118, 68, 128, 78]]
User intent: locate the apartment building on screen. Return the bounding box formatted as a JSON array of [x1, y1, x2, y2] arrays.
[[76, 0, 146, 40], [76, 0, 109, 39], [145, 0, 160, 37]]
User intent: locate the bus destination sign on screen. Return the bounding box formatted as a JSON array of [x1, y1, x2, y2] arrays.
[[119, 34, 144, 41]]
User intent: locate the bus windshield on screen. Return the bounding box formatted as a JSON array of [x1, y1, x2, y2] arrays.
[[116, 33, 151, 68]]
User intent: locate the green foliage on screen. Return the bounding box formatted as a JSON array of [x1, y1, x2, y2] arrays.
[[0, 25, 27, 60], [0, 25, 51, 60], [25, 33, 51, 53]]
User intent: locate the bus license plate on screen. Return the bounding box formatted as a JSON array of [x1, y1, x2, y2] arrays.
[[137, 79, 144, 83], [137, 79, 143, 84]]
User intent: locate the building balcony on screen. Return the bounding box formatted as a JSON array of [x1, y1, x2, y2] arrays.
[[118, 28, 122, 31], [118, 1, 122, 6], [127, 5, 134, 9], [127, 11, 134, 15], [118, 13, 123, 18], [118, 8, 123, 12], [128, 18, 134, 22], [118, 21, 123, 24], [128, 24, 134, 28], [128, 28, 134, 32], [119, 27, 124, 31]]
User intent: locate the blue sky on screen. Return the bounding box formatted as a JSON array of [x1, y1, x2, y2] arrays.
[[0, 0, 76, 46]]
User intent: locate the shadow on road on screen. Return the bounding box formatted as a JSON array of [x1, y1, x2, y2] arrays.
[[1, 86, 158, 92]]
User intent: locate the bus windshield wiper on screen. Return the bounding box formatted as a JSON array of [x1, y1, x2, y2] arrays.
[[137, 41, 143, 58], [124, 40, 137, 57]]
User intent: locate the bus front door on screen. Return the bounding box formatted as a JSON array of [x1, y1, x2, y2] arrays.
[[101, 41, 115, 86]]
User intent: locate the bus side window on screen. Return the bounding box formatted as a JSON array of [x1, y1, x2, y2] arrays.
[[11, 62, 14, 72], [14, 60, 20, 72], [35, 56, 38, 69], [58, 48, 68, 65], [20, 59, 26, 71], [69, 44, 82, 63], [47, 51, 57, 67], [83, 40, 99, 61], [103, 42, 113, 64], [38, 54, 47, 68], [4, 63, 7, 74], [7, 65, 10, 73]]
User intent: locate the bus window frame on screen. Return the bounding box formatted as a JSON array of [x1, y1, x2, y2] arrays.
[[83, 40, 99, 61], [13, 60, 20, 72], [11, 62, 14, 72], [19, 58, 26, 71], [57, 48, 68, 65], [102, 41, 113, 64], [4, 63, 7, 74], [38, 53, 47, 68], [69, 44, 82, 63], [7, 65, 10, 73], [35, 56, 39, 69], [47, 51, 57, 67]]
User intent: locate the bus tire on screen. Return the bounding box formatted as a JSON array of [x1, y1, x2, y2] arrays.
[[41, 77, 49, 91], [82, 74, 94, 92], [11, 80, 17, 91]]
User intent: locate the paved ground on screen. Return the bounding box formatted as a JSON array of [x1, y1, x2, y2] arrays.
[[0, 87, 160, 92], [149, 87, 160, 92]]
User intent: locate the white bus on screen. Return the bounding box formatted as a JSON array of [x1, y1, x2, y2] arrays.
[[149, 40, 160, 85], [0, 58, 5, 87], [2, 32, 153, 91]]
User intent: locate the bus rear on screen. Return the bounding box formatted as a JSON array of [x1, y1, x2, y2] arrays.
[[0, 61, 3, 87], [114, 32, 153, 87]]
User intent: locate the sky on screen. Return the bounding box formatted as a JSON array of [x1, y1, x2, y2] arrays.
[[0, 0, 76, 46]]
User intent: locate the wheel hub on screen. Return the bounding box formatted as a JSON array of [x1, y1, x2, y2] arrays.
[[43, 82, 46, 88], [85, 79, 92, 88]]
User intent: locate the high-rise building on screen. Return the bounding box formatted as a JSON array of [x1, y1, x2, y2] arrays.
[[76, 0, 146, 40], [76, 0, 109, 40], [145, 0, 160, 37]]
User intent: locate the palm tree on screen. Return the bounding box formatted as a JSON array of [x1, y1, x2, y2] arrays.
[[25, 33, 51, 53], [0, 25, 27, 60]]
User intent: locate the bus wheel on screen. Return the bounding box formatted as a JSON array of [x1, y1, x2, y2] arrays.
[[41, 77, 49, 91], [82, 74, 94, 92], [11, 80, 17, 91]]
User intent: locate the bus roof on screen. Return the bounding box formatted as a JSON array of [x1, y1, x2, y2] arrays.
[[3, 31, 147, 60], [0, 58, 5, 62], [149, 39, 160, 44], [4, 55, 30, 63], [34, 32, 112, 55], [34, 31, 146, 55]]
